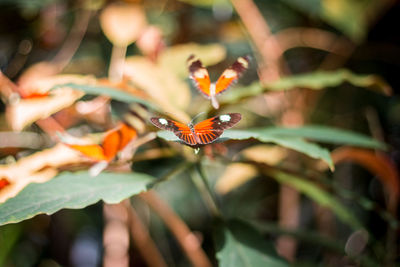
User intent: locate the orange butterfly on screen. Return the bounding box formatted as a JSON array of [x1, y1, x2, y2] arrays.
[[67, 123, 138, 162], [150, 113, 241, 146], [187, 55, 249, 109]]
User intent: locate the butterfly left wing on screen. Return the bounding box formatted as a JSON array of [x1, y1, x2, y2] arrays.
[[187, 55, 211, 98], [193, 113, 242, 144], [214, 56, 250, 95], [68, 143, 108, 162], [150, 117, 197, 146]]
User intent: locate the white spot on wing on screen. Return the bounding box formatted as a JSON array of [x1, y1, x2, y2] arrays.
[[219, 114, 231, 122], [159, 118, 168, 125], [223, 69, 237, 78], [238, 57, 249, 68]]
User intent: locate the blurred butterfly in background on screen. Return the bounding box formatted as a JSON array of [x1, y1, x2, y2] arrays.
[[65, 123, 137, 176], [187, 55, 250, 109], [150, 113, 241, 147]]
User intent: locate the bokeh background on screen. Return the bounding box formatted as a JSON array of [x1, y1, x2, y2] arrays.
[[1, 0, 400, 266]]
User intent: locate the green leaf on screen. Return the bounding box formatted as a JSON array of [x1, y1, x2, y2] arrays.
[[255, 125, 387, 150], [269, 170, 362, 229], [0, 171, 154, 226], [52, 83, 160, 110], [214, 219, 288, 267], [157, 129, 334, 169], [0, 224, 22, 266], [224, 69, 391, 104], [227, 129, 335, 169], [156, 125, 385, 170]]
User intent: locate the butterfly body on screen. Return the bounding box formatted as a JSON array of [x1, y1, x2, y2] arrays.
[[188, 55, 249, 109], [150, 113, 241, 146]]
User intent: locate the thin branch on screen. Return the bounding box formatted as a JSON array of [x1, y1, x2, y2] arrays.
[[103, 202, 130, 267], [108, 45, 127, 82], [231, 0, 283, 82], [125, 200, 168, 267], [193, 163, 222, 218], [140, 191, 212, 267], [52, 8, 93, 71]]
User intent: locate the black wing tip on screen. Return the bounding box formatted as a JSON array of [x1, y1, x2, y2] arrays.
[[231, 56, 250, 73], [149, 117, 163, 129], [228, 112, 242, 122], [149, 117, 158, 124]]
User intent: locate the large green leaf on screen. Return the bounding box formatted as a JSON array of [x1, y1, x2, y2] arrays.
[[224, 69, 391, 104], [157, 129, 333, 169], [156, 124, 384, 170], [214, 219, 288, 267], [269, 170, 362, 229], [0, 171, 154, 226], [52, 83, 160, 110], [225, 129, 334, 169], [253, 125, 386, 150]]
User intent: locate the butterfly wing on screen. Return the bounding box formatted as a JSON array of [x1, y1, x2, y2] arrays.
[[150, 117, 197, 146], [193, 113, 242, 144], [69, 123, 138, 163], [187, 55, 211, 98], [102, 123, 138, 161], [68, 144, 108, 162], [117, 123, 138, 150], [214, 56, 250, 95], [101, 129, 121, 161]]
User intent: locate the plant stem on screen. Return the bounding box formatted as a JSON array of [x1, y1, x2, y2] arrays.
[[194, 162, 222, 218], [109, 45, 127, 82]]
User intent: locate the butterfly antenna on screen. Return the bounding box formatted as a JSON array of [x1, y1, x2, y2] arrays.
[[190, 112, 206, 124]]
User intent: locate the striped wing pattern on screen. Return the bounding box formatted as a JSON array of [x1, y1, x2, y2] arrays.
[[194, 113, 242, 144], [150, 113, 241, 146], [150, 117, 196, 146], [187, 55, 211, 98], [214, 56, 250, 95]]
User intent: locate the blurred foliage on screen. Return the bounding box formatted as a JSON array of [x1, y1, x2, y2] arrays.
[[0, 0, 399, 266]]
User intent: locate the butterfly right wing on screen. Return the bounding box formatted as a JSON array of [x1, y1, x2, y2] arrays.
[[193, 113, 242, 144], [150, 117, 197, 146], [187, 55, 211, 98], [214, 56, 250, 95]]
